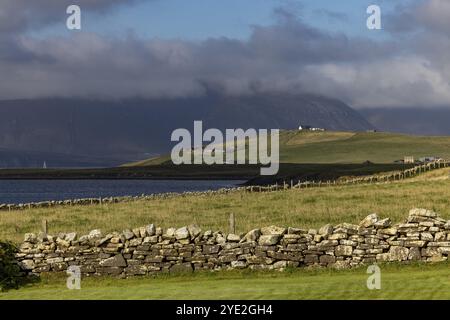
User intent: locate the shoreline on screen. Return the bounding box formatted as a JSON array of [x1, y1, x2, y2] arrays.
[[0, 176, 249, 181], [0, 186, 249, 211]]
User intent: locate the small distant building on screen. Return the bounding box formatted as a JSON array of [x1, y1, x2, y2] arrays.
[[418, 156, 443, 163], [298, 125, 312, 131], [298, 124, 325, 132], [404, 156, 415, 164], [366, 129, 378, 133]]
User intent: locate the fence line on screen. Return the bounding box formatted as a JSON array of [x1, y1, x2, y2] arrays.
[[242, 160, 450, 193]]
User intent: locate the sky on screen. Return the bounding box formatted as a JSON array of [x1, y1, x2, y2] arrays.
[[1, 0, 449, 109], [31, 0, 403, 40]]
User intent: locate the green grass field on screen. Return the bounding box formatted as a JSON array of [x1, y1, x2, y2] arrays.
[[2, 263, 450, 300], [128, 131, 450, 166], [280, 131, 450, 163]]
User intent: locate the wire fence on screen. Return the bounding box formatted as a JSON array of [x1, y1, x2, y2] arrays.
[[243, 160, 450, 193]]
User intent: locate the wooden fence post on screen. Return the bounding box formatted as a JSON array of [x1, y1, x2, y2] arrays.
[[229, 213, 236, 234], [42, 219, 48, 235]]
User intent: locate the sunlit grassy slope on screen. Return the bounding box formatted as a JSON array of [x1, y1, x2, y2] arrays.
[[125, 131, 450, 166]]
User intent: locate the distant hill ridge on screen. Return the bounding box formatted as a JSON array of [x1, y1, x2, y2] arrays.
[[128, 130, 450, 166]]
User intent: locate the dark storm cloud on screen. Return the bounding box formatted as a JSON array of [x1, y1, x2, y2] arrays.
[[407, 0, 450, 33], [385, 0, 450, 34], [0, 13, 400, 101], [0, 0, 449, 108]]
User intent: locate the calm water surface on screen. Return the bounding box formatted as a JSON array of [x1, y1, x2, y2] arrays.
[[0, 180, 244, 204]]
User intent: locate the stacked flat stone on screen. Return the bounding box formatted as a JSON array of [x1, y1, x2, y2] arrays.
[[15, 208, 450, 277]]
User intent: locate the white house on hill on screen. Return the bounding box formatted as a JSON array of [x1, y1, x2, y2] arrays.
[[298, 124, 311, 131], [298, 124, 325, 131]]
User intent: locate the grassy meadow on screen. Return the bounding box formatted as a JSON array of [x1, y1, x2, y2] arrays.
[[2, 262, 450, 300], [1, 168, 449, 244], [279, 131, 450, 163], [128, 130, 450, 166]]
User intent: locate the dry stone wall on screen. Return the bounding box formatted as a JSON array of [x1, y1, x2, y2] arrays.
[[15, 208, 450, 277]]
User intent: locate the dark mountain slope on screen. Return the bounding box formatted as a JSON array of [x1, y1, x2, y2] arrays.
[[361, 107, 450, 136], [0, 94, 374, 167]]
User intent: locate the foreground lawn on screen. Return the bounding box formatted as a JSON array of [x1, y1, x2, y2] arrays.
[[1, 262, 450, 300], [1, 171, 449, 243]]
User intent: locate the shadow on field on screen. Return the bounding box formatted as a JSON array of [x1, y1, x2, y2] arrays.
[[0, 241, 40, 292]]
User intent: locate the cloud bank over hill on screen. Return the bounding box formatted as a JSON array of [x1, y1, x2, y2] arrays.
[[0, 0, 449, 108]]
